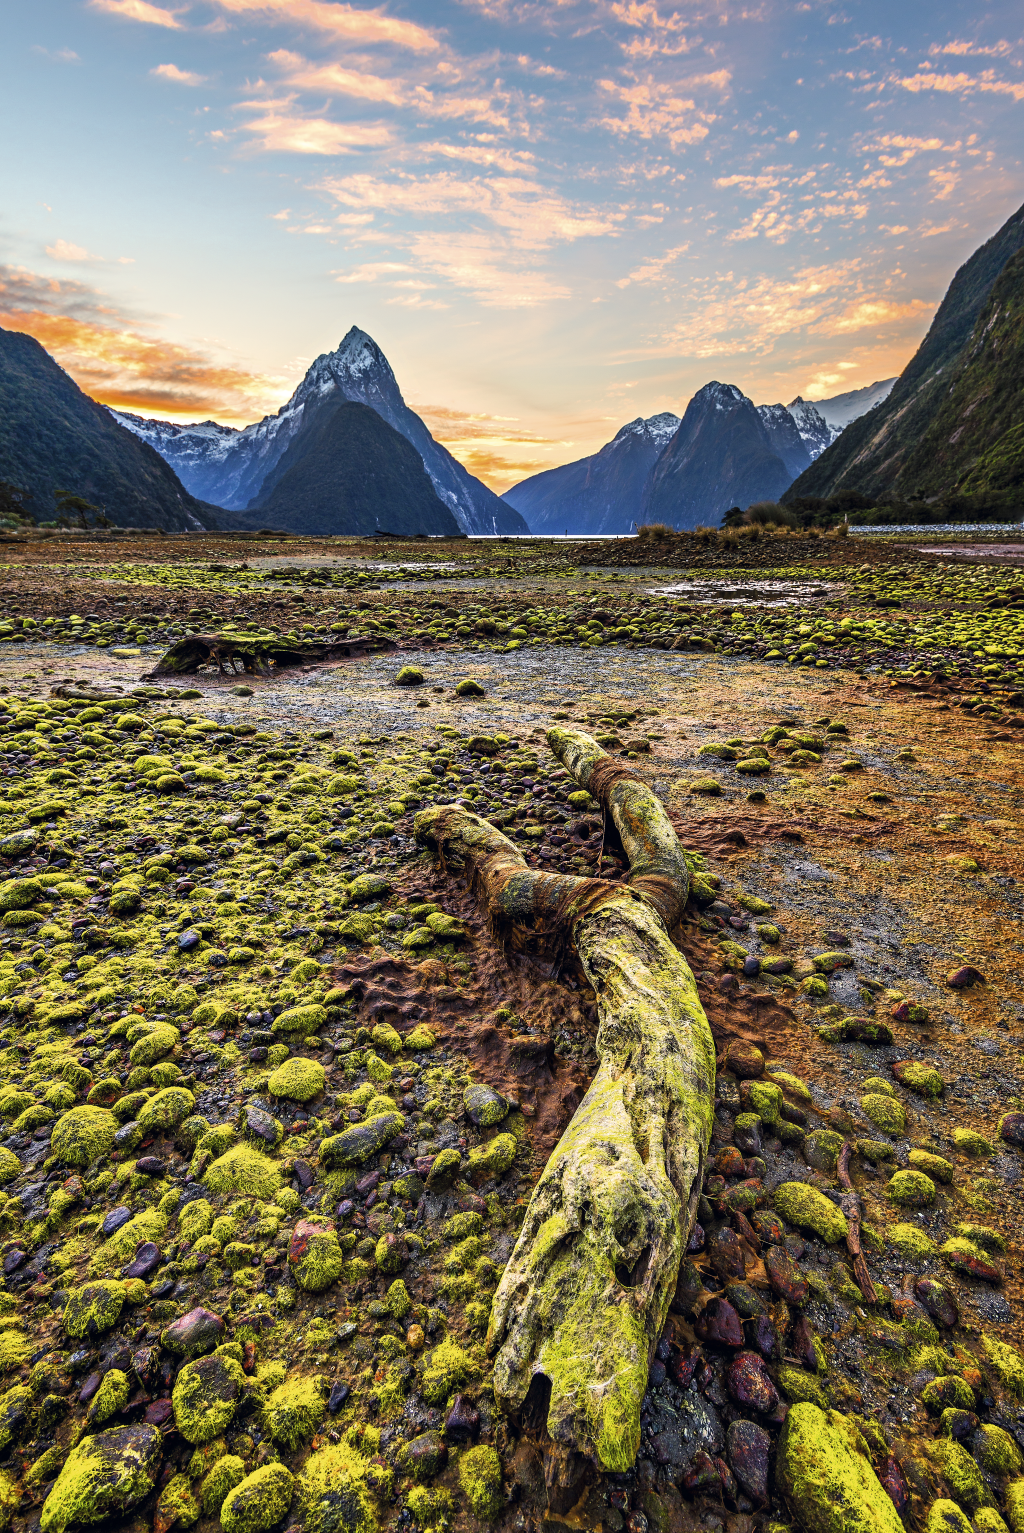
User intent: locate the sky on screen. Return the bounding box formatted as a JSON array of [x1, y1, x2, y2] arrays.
[[1, 0, 1022, 492]]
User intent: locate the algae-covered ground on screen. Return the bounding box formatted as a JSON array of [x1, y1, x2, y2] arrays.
[[2, 527, 1024, 1533]]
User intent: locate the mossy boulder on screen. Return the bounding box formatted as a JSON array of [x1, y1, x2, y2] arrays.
[[887, 1170, 937, 1207], [776, 1404, 904, 1533], [458, 1446, 503, 1521], [92, 1208, 168, 1274], [892, 1060, 944, 1098], [221, 1463, 294, 1533], [272, 1004, 327, 1037], [51, 1105, 117, 1167], [299, 1443, 378, 1533], [926, 1438, 995, 1513], [773, 1183, 848, 1244], [466, 1133, 516, 1183], [455, 679, 486, 698], [138, 1086, 195, 1130], [909, 1149, 954, 1184], [199, 1455, 246, 1516], [262, 1376, 326, 1450], [128, 1026, 178, 1067], [952, 1128, 994, 1158], [63, 1281, 125, 1339], [320, 1113, 404, 1168], [0, 1150, 20, 1186], [288, 1220, 344, 1292], [172, 1352, 245, 1444], [889, 1224, 937, 1259], [981, 1334, 1024, 1397], [203, 1144, 282, 1201], [928, 1501, 974, 1533], [40, 1424, 163, 1533], [267, 1058, 325, 1102], [861, 1094, 907, 1135], [421, 1338, 473, 1406], [976, 1425, 1023, 1477], [396, 667, 425, 687]]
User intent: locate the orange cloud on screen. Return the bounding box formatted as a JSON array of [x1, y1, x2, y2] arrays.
[[0, 266, 281, 423], [411, 402, 570, 489], [89, 0, 183, 27], [236, 96, 391, 154], [213, 0, 439, 53], [896, 69, 1024, 103]]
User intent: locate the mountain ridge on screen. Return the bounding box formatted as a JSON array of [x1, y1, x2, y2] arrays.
[[114, 327, 528, 536]]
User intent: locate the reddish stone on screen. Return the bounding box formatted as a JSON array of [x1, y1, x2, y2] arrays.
[[694, 1298, 744, 1349], [915, 1277, 958, 1328], [1000, 1113, 1024, 1146], [946, 965, 984, 989], [715, 1147, 746, 1178], [708, 1227, 746, 1283], [879, 1456, 909, 1515], [726, 1352, 779, 1414], [145, 1398, 174, 1426], [765, 1245, 809, 1305], [726, 1419, 770, 1504], [790, 1316, 820, 1372]]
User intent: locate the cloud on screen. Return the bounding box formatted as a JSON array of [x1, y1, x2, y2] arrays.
[[89, 0, 183, 27], [597, 77, 715, 146], [408, 231, 570, 305], [0, 265, 283, 422], [895, 69, 1024, 103], [266, 49, 407, 105], [929, 39, 1014, 59], [236, 96, 391, 154], [616, 242, 688, 286], [333, 261, 417, 282], [211, 0, 439, 53], [31, 46, 80, 62], [151, 62, 206, 84], [411, 402, 570, 488], [45, 240, 102, 263], [815, 296, 931, 333], [654, 260, 867, 358], [322, 170, 617, 248]]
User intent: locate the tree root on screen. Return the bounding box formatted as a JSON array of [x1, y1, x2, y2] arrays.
[[146, 631, 398, 677], [414, 729, 716, 1471]]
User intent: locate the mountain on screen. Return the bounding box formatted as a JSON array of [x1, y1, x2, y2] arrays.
[[244, 400, 460, 537], [787, 397, 841, 458], [114, 327, 527, 535], [0, 327, 226, 531], [502, 413, 679, 535], [785, 200, 1024, 503], [755, 404, 813, 480], [807, 379, 896, 430], [640, 383, 793, 529]]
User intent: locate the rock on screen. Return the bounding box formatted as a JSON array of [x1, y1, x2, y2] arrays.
[[100, 1206, 132, 1237], [721, 1042, 764, 1078], [915, 1278, 959, 1328], [998, 1113, 1024, 1146], [288, 1221, 344, 1292], [927, 1501, 973, 1533], [40, 1424, 163, 1533], [940, 1237, 1003, 1284], [122, 1242, 161, 1280], [220, 1463, 294, 1533], [886, 1170, 936, 1207], [267, 1058, 325, 1102], [946, 966, 985, 989], [445, 1394, 480, 1443], [161, 1306, 225, 1357], [63, 1281, 125, 1340], [726, 1419, 770, 1503], [172, 1352, 245, 1443], [463, 1084, 508, 1127], [734, 1113, 762, 1155], [694, 1298, 744, 1348], [921, 1377, 975, 1415], [457, 1445, 502, 1519], [405, 1430, 448, 1479], [773, 1183, 848, 1244], [727, 1351, 779, 1413], [892, 1060, 944, 1098], [776, 1404, 904, 1533], [320, 1113, 405, 1167], [50, 1106, 117, 1168], [765, 1245, 810, 1305], [860, 1094, 907, 1135], [395, 667, 425, 687], [241, 1105, 282, 1147], [454, 679, 486, 698], [708, 1227, 746, 1282], [262, 1376, 326, 1450], [803, 1129, 845, 1174], [750, 1211, 786, 1245]]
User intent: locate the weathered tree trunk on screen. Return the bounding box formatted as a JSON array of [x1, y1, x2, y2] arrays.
[[414, 729, 716, 1472], [147, 632, 396, 677]]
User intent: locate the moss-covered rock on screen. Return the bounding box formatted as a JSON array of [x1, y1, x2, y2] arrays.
[[909, 1150, 954, 1184], [40, 1424, 163, 1533], [927, 1500, 974, 1533], [887, 1170, 937, 1207], [172, 1352, 245, 1444], [199, 1455, 246, 1516], [893, 1060, 944, 1098], [889, 1223, 937, 1259], [773, 1183, 848, 1244], [981, 1334, 1024, 1397], [976, 1424, 1023, 1477], [267, 1057, 325, 1102], [128, 1026, 179, 1067], [458, 1446, 503, 1521], [288, 1220, 344, 1291], [926, 1438, 994, 1513], [203, 1144, 282, 1201], [272, 1004, 327, 1037], [51, 1105, 117, 1167], [63, 1281, 125, 1339], [138, 1086, 195, 1130], [421, 1338, 473, 1406], [221, 1463, 295, 1533], [320, 1113, 405, 1167], [299, 1443, 379, 1533], [861, 1094, 907, 1135], [466, 1133, 516, 1182], [776, 1404, 904, 1533], [262, 1375, 326, 1450]]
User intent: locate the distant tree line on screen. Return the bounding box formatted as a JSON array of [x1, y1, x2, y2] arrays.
[[0, 480, 112, 531]]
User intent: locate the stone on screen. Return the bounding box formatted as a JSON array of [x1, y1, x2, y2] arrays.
[[50, 1106, 117, 1168], [694, 1298, 744, 1348], [998, 1113, 1024, 1147], [726, 1419, 770, 1504], [861, 1094, 906, 1135], [776, 1404, 905, 1533], [726, 1351, 779, 1414], [765, 1245, 810, 1305], [892, 1060, 944, 1098], [40, 1424, 163, 1533], [63, 1281, 125, 1339], [916, 1278, 958, 1328], [886, 1170, 937, 1207], [288, 1221, 344, 1292], [405, 1430, 448, 1479], [267, 1057, 325, 1102], [172, 1352, 244, 1443], [803, 1129, 845, 1174], [773, 1183, 848, 1244], [220, 1463, 294, 1533], [941, 1237, 1003, 1284], [463, 1084, 508, 1127], [921, 1377, 976, 1415], [161, 1306, 225, 1357], [457, 1445, 502, 1520], [320, 1113, 405, 1167], [708, 1227, 746, 1283]]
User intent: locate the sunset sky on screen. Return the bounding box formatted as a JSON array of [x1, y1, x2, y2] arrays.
[[2, 0, 1022, 491]]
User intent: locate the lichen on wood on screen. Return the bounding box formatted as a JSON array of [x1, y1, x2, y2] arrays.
[[147, 631, 397, 677], [414, 728, 716, 1471]]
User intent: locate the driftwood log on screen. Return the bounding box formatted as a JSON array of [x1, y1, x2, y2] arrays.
[[147, 631, 397, 677], [414, 727, 716, 1472]]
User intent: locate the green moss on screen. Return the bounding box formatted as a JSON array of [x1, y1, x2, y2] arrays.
[[420, 1338, 473, 1406], [155, 1473, 199, 1532], [861, 1094, 906, 1135], [320, 1113, 405, 1168], [138, 1085, 195, 1130], [0, 1387, 30, 1452], [262, 1375, 326, 1450], [927, 1501, 974, 1533], [300, 1442, 380, 1533], [199, 1455, 246, 1516], [128, 1025, 179, 1066], [272, 1004, 327, 1037], [887, 1170, 937, 1207], [768, 1070, 813, 1101], [386, 1280, 412, 1320], [889, 1223, 936, 1259], [267, 1057, 325, 1101], [773, 1182, 848, 1243], [921, 1376, 974, 1414], [897, 1061, 944, 1098], [63, 1280, 125, 1338], [88, 1368, 129, 1424], [290, 1222, 344, 1291], [91, 1208, 167, 1274], [926, 1438, 994, 1512], [857, 1140, 895, 1164], [404, 1025, 436, 1051], [50, 1105, 117, 1167], [953, 1128, 994, 1157], [221, 1463, 295, 1533], [172, 1353, 245, 1444], [976, 1425, 1023, 1477], [1005, 1482, 1024, 1533], [975, 1511, 1010, 1533], [909, 1150, 954, 1183], [982, 1334, 1024, 1398], [407, 1486, 452, 1528], [776, 1405, 904, 1533], [777, 1367, 829, 1408], [458, 1446, 502, 1521], [40, 1423, 164, 1533], [204, 1144, 282, 1201], [465, 1132, 517, 1182]]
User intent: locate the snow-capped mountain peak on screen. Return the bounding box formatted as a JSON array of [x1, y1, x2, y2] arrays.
[[786, 396, 841, 459]]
